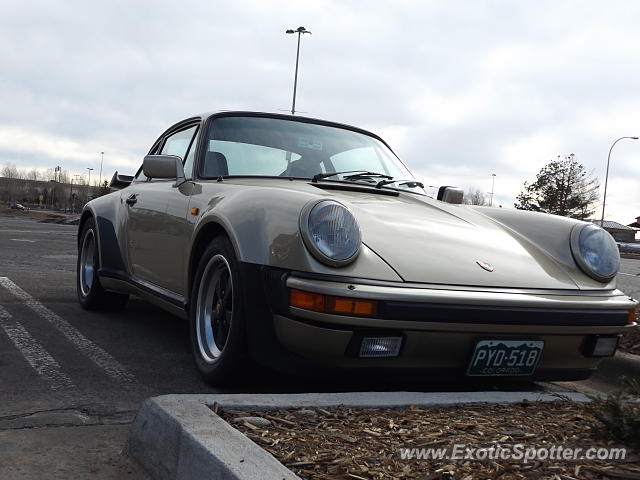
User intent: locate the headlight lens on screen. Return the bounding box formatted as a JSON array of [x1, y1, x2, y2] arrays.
[[571, 224, 620, 281], [301, 200, 361, 266]]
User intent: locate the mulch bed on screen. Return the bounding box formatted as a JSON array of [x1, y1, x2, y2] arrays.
[[220, 402, 639, 480]]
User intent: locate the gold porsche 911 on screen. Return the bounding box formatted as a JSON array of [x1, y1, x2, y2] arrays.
[[76, 111, 638, 384]]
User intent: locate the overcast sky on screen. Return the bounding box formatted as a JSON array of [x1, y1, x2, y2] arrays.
[[0, 0, 638, 224]]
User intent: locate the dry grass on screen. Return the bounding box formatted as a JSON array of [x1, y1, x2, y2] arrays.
[[585, 377, 640, 451]]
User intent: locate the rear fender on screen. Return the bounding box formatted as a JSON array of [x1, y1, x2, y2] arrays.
[[79, 191, 128, 275]]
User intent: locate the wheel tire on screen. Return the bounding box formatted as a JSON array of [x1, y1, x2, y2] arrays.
[[189, 236, 248, 385], [77, 217, 129, 311]]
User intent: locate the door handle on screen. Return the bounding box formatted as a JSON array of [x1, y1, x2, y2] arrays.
[[125, 194, 138, 206]]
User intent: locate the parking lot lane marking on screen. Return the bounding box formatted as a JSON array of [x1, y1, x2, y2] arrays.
[[0, 230, 76, 234], [0, 277, 136, 385], [10, 239, 36, 243], [0, 305, 74, 390]]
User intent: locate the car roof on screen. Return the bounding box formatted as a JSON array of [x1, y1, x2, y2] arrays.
[[193, 111, 388, 145], [152, 110, 398, 161]]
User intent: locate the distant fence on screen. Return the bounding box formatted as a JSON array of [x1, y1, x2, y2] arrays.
[[0, 176, 109, 210]]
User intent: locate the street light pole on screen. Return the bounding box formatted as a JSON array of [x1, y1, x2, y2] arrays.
[[72, 174, 81, 213], [286, 26, 311, 115], [99, 152, 104, 188], [489, 173, 496, 207], [69, 176, 74, 213], [86, 167, 94, 202], [600, 136, 638, 226]]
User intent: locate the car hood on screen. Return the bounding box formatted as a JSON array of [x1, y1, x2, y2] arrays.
[[332, 191, 582, 289]]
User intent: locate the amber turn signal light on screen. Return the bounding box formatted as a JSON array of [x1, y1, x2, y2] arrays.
[[290, 289, 325, 312], [326, 297, 377, 316], [290, 289, 378, 317], [629, 309, 638, 325]]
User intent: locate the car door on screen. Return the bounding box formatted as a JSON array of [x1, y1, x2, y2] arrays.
[[125, 123, 199, 298]]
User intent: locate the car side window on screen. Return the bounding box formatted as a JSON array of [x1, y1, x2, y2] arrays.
[[182, 127, 200, 180], [134, 166, 147, 182], [134, 125, 198, 182], [161, 125, 197, 160]]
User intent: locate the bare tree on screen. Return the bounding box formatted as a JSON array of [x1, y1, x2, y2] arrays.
[[1, 163, 21, 204], [463, 187, 487, 206], [91, 180, 111, 199], [27, 168, 39, 181], [58, 170, 70, 184]]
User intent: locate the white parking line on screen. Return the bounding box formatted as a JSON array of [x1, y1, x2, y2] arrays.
[[0, 230, 76, 234], [0, 277, 136, 385], [0, 304, 74, 390]]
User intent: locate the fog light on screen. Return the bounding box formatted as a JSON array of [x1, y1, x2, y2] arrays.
[[359, 337, 402, 358], [583, 335, 620, 357], [592, 336, 619, 357]]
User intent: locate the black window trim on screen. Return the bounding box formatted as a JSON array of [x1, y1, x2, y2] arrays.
[[133, 117, 202, 182]]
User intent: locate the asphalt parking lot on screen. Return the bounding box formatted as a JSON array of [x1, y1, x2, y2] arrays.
[[617, 255, 640, 300], [0, 213, 638, 478]]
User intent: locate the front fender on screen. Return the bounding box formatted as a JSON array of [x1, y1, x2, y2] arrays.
[[189, 184, 402, 283], [474, 207, 616, 290]]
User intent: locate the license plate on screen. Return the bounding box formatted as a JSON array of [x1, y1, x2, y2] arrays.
[[467, 340, 544, 376]]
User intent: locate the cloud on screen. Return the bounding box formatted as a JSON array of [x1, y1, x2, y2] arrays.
[[0, 0, 638, 222]]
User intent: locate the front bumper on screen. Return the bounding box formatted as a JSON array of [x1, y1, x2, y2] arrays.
[[241, 265, 638, 381]]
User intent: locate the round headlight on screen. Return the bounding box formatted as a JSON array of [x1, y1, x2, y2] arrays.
[[300, 200, 361, 266], [570, 223, 620, 282]]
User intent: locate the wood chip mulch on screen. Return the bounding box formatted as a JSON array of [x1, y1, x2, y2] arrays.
[[219, 402, 639, 480]]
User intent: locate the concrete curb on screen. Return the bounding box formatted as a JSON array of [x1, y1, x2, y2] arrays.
[[596, 351, 640, 383], [125, 391, 590, 480]]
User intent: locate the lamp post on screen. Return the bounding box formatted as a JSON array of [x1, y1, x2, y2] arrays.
[[285, 26, 311, 115], [99, 152, 104, 187], [69, 176, 74, 213], [86, 167, 94, 202], [72, 174, 81, 213], [600, 136, 638, 226], [489, 173, 496, 206]]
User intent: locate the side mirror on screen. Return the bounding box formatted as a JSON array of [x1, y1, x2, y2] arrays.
[[143, 155, 186, 187], [437, 186, 464, 204]]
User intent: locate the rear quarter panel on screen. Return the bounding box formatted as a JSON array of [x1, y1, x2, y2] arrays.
[[81, 189, 129, 275]]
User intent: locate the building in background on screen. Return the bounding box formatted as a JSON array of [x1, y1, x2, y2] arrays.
[[590, 220, 637, 242], [628, 216, 640, 241]]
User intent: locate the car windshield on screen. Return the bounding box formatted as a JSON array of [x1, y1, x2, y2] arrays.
[[201, 116, 423, 193]]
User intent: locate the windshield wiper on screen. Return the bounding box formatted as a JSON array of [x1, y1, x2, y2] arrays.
[[311, 170, 393, 183], [375, 179, 425, 189]]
